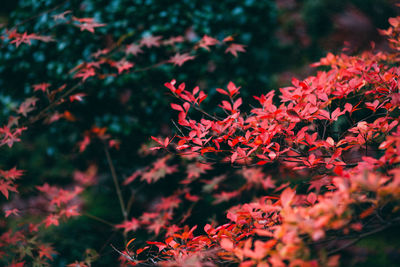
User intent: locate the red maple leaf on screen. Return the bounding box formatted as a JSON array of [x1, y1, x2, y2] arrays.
[[163, 36, 185, 46], [0, 125, 27, 148], [169, 53, 195, 66], [38, 244, 57, 260], [0, 180, 18, 199], [225, 43, 246, 57], [125, 43, 143, 56], [60, 205, 80, 218], [33, 83, 51, 92], [140, 35, 162, 48], [308, 176, 332, 193], [5, 208, 19, 218], [184, 162, 213, 183], [9, 32, 54, 47], [0, 167, 24, 180], [50, 186, 83, 207], [115, 218, 140, 233], [43, 214, 60, 228], [52, 10, 72, 21], [74, 67, 96, 81], [199, 35, 219, 51], [92, 48, 110, 58], [111, 59, 134, 74], [69, 93, 86, 102], [17, 97, 38, 117], [72, 17, 106, 33]]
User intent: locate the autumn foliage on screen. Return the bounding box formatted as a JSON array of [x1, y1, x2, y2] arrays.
[[1, 3, 400, 267]]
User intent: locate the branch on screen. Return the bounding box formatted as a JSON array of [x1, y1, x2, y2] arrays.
[[327, 218, 400, 255], [104, 144, 127, 221]]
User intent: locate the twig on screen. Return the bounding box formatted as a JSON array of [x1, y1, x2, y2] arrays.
[[327, 221, 397, 255], [83, 212, 114, 227], [7, 0, 70, 30], [104, 144, 127, 221], [27, 81, 83, 125]]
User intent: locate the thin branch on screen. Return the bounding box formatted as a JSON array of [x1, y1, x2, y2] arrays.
[[7, 0, 70, 30], [27, 81, 83, 125], [83, 212, 114, 227], [104, 144, 127, 221], [327, 219, 399, 255]]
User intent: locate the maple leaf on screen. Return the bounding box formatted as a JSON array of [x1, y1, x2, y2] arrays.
[[125, 43, 143, 56], [116, 218, 140, 233], [73, 165, 97, 186], [0, 167, 24, 180], [29, 34, 55, 43], [50, 186, 83, 207], [17, 97, 38, 117], [163, 36, 185, 46], [9, 32, 54, 47], [78, 135, 91, 152], [38, 244, 57, 260], [69, 93, 86, 102], [111, 59, 134, 74], [150, 136, 173, 150], [61, 205, 80, 218], [43, 214, 60, 228], [140, 156, 178, 183], [52, 10, 72, 21], [225, 43, 246, 57], [213, 191, 240, 204], [169, 53, 195, 67], [308, 176, 331, 193], [154, 195, 181, 211], [147, 241, 168, 252], [201, 175, 226, 193], [73, 17, 106, 33], [198, 35, 219, 51], [140, 35, 162, 48], [0, 180, 18, 199], [183, 162, 213, 184], [92, 48, 110, 58], [9, 32, 33, 47], [33, 83, 51, 92], [5, 208, 19, 217], [123, 169, 143, 185], [146, 215, 169, 235], [0, 126, 27, 148], [74, 67, 96, 81]]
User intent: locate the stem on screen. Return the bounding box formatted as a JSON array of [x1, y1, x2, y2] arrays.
[[83, 212, 114, 227], [104, 144, 127, 221], [327, 218, 400, 255], [8, 0, 69, 30], [27, 82, 83, 125]]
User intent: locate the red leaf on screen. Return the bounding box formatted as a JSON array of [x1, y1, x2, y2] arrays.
[[225, 43, 246, 57], [170, 103, 183, 111], [169, 53, 195, 66], [140, 35, 162, 48]]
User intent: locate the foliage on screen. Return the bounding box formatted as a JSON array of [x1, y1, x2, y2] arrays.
[[0, 1, 399, 266], [127, 15, 400, 266]]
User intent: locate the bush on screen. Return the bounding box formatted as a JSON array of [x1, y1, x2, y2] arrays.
[[0, 1, 399, 266]]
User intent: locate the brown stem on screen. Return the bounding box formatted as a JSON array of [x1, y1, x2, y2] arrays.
[[327, 219, 400, 255], [27, 81, 83, 125], [104, 144, 127, 221], [83, 212, 114, 227]]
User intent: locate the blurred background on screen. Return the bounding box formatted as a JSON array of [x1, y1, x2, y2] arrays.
[[0, 0, 399, 265]]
